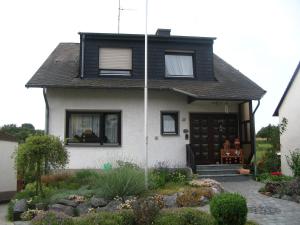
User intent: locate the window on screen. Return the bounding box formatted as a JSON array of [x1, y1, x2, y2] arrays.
[[66, 111, 121, 145], [161, 112, 179, 135], [165, 52, 194, 77], [99, 48, 132, 76]]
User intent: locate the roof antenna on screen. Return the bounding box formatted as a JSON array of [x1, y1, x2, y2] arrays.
[[117, 0, 135, 33], [118, 0, 121, 33]]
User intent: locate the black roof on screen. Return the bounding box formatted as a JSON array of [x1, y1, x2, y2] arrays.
[[79, 32, 216, 44], [26, 43, 266, 101], [0, 131, 17, 142], [273, 61, 300, 116]]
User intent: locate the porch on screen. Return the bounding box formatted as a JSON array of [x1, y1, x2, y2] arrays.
[[186, 101, 257, 177]]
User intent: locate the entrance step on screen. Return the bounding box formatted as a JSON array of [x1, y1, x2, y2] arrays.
[[196, 164, 242, 171], [196, 164, 251, 182], [197, 174, 251, 182]]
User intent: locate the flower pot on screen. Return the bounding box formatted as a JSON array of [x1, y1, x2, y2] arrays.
[[239, 168, 250, 175]]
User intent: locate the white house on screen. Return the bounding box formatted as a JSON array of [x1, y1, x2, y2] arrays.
[[0, 131, 18, 202], [274, 61, 300, 175], [26, 29, 265, 171]]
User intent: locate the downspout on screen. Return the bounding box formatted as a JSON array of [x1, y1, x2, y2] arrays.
[[43, 88, 49, 134], [251, 100, 260, 178], [80, 34, 85, 78], [43, 87, 50, 174]]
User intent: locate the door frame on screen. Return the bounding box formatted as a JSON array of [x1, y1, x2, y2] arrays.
[[189, 112, 239, 165]]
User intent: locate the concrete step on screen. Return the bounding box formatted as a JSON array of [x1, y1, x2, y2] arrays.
[[197, 174, 251, 182], [196, 164, 242, 171], [196, 168, 239, 176]]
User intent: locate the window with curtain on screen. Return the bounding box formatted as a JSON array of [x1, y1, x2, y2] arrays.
[[161, 112, 179, 135], [99, 48, 132, 76], [165, 53, 194, 77], [66, 111, 121, 145]]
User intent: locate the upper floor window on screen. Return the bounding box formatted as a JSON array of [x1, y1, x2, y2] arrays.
[[99, 48, 132, 76], [165, 52, 194, 78]]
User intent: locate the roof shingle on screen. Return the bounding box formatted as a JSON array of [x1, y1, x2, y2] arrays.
[[26, 43, 266, 100]]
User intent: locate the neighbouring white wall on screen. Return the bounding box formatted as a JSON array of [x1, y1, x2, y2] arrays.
[[279, 69, 300, 176], [0, 140, 17, 193], [47, 88, 238, 169]]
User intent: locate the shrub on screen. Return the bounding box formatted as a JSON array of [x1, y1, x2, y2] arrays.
[[132, 197, 160, 225], [31, 211, 73, 225], [281, 178, 300, 196], [15, 135, 69, 196], [286, 149, 300, 177], [210, 193, 247, 225], [154, 208, 215, 225], [6, 200, 14, 221], [41, 172, 71, 188], [50, 186, 95, 203], [72, 170, 102, 188], [257, 148, 280, 174], [74, 211, 134, 225], [149, 166, 190, 189], [21, 209, 44, 221], [256, 173, 293, 183], [99, 167, 145, 200]]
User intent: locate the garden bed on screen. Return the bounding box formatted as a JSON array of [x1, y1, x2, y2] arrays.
[[258, 173, 300, 203], [8, 162, 225, 223]]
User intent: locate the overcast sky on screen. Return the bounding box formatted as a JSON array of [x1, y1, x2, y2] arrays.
[[0, 0, 299, 131]]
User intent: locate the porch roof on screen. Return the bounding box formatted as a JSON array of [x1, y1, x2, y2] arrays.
[[26, 43, 266, 101]]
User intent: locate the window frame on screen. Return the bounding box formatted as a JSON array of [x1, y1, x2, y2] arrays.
[[160, 111, 179, 136], [164, 52, 195, 78], [65, 111, 122, 146], [98, 47, 133, 77]]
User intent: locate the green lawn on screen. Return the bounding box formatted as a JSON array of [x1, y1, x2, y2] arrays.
[[256, 140, 272, 162]]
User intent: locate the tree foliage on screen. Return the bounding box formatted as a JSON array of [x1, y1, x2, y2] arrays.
[[0, 123, 44, 143], [15, 135, 69, 195], [256, 118, 288, 151]]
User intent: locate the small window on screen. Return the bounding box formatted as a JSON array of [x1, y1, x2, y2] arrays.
[[66, 111, 121, 145], [165, 53, 194, 77], [99, 48, 132, 76], [161, 112, 179, 135]]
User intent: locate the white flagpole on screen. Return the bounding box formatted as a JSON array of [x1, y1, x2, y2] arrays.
[[144, 0, 149, 189]]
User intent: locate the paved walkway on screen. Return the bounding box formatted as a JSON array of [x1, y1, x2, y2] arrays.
[[219, 180, 300, 225]]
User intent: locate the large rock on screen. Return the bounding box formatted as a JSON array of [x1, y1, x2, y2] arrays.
[[49, 204, 74, 217], [76, 203, 92, 216], [57, 199, 78, 207], [281, 195, 293, 201], [163, 194, 177, 208], [96, 200, 121, 212], [189, 179, 224, 194], [13, 199, 28, 221], [90, 197, 108, 208]]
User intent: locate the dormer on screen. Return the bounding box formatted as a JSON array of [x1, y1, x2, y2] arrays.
[[79, 29, 216, 81]]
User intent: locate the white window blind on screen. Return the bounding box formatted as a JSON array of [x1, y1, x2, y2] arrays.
[[99, 48, 132, 70]]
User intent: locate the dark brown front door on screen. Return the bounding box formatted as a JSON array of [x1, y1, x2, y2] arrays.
[[190, 113, 238, 164]]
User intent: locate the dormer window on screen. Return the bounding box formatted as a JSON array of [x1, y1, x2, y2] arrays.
[[165, 52, 194, 78], [99, 48, 132, 76]]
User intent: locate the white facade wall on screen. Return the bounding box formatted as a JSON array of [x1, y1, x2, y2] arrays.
[[47, 88, 238, 169], [0, 140, 17, 193], [279, 69, 300, 176]]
